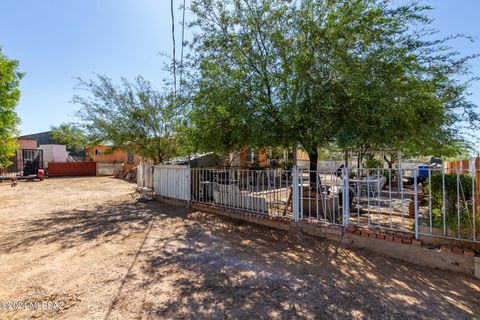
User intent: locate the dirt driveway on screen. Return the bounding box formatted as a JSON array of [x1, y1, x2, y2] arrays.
[[0, 177, 479, 319]]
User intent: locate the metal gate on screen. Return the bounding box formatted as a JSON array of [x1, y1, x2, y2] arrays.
[[153, 165, 191, 201]]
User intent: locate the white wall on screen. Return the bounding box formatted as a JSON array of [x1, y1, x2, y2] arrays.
[[97, 163, 124, 176], [39, 144, 69, 163]]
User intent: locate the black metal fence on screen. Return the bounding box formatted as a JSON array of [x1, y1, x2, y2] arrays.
[[0, 149, 44, 179]]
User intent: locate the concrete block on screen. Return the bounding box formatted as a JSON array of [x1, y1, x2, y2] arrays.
[[322, 226, 343, 236]]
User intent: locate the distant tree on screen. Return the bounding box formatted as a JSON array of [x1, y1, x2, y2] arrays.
[[74, 75, 181, 164], [0, 47, 23, 168], [51, 123, 87, 154], [185, 0, 478, 176]]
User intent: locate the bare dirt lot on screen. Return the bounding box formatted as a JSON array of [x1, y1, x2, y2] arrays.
[[0, 177, 479, 319]]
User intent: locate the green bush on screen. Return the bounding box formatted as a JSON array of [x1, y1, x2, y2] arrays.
[[424, 173, 480, 239], [427, 173, 472, 214], [431, 207, 480, 240], [364, 157, 382, 169], [430, 173, 473, 201]]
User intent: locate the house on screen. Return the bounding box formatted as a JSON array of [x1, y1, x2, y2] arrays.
[[228, 148, 309, 169], [8, 132, 56, 172], [18, 131, 54, 145], [86, 145, 140, 174], [16, 131, 69, 164], [17, 139, 38, 150]]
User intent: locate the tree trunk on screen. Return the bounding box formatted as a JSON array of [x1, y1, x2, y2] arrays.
[[384, 155, 394, 169], [308, 149, 318, 188]]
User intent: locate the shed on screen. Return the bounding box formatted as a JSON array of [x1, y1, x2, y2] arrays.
[[165, 153, 226, 168]]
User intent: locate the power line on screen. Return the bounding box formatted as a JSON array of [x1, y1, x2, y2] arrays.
[[179, 0, 186, 96], [171, 0, 177, 99]]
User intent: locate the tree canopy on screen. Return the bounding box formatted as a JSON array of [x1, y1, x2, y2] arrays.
[[0, 47, 22, 168], [51, 123, 88, 155], [74, 75, 181, 164], [185, 0, 479, 169]]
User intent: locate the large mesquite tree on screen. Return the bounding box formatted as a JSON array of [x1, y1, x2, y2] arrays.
[[185, 0, 478, 174], [187, 0, 340, 174]]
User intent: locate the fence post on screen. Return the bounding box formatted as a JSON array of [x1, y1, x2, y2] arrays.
[[292, 166, 299, 222], [414, 170, 418, 240], [442, 166, 446, 237], [342, 167, 349, 227], [187, 166, 192, 204]]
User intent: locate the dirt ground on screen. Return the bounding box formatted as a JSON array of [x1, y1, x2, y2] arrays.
[[0, 177, 479, 319]]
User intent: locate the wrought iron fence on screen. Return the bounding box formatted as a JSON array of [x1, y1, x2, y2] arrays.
[[191, 168, 295, 217], [141, 163, 480, 244]]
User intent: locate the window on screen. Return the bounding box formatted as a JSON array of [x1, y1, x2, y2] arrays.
[[127, 152, 134, 164], [95, 149, 103, 156]]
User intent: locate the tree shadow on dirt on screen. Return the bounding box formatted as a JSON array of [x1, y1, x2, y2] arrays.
[[132, 207, 480, 320], [2, 197, 479, 319], [0, 199, 177, 254]]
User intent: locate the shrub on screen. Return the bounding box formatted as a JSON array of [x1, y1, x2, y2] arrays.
[[431, 207, 480, 240], [428, 173, 473, 211]]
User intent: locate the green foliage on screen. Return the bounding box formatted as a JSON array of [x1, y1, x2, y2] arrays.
[[377, 169, 392, 183], [74, 75, 182, 164], [432, 208, 480, 240], [279, 159, 294, 170], [0, 47, 22, 168], [185, 0, 478, 164], [51, 123, 88, 154], [364, 156, 382, 169], [427, 173, 479, 239], [318, 149, 343, 161], [429, 173, 473, 205], [331, 2, 479, 158], [187, 0, 342, 156]]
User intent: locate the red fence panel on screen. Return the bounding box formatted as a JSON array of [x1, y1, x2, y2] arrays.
[[47, 162, 97, 177]]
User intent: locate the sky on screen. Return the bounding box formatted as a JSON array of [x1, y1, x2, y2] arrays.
[[0, 0, 479, 137]]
